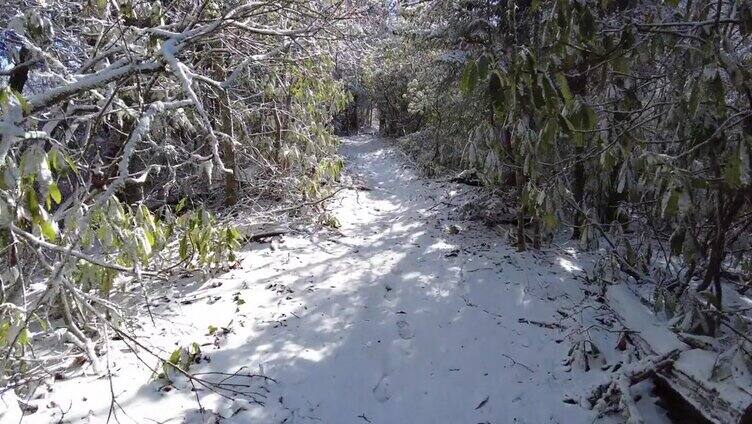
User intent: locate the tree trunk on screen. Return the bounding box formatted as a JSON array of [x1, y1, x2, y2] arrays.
[[220, 92, 238, 206], [696, 191, 745, 314], [9, 47, 31, 93], [572, 151, 586, 240], [273, 104, 283, 161], [532, 215, 541, 249], [516, 167, 526, 252]]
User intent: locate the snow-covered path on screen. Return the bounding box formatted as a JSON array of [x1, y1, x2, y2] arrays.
[[239, 134, 602, 423], [39, 135, 625, 423]]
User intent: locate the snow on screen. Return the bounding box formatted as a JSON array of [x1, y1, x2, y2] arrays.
[[25, 60, 161, 112], [606, 285, 688, 356], [25, 134, 673, 423]]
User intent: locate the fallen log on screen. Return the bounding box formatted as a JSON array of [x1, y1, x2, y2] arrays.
[[246, 230, 287, 242], [236, 223, 289, 243], [595, 284, 752, 424]]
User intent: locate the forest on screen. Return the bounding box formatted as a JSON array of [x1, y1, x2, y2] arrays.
[[1, 0, 751, 423]]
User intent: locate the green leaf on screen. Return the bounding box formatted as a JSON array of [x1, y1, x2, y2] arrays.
[[176, 197, 188, 213], [543, 213, 557, 230], [38, 218, 58, 242], [488, 72, 502, 96], [477, 55, 490, 81], [48, 148, 60, 172], [573, 131, 584, 148], [326, 216, 341, 228], [581, 105, 597, 131], [579, 7, 596, 40], [63, 154, 78, 174], [17, 328, 30, 346], [227, 227, 242, 242], [542, 75, 559, 108], [49, 182, 62, 205], [189, 342, 201, 357], [179, 234, 189, 260], [531, 77, 545, 109], [661, 189, 679, 218], [460, 60, 478, 95], [558, 113, 583, 146], [27, 189, 40, 217], [138, 229, 153, 259], [168, 347, 182, 365], [144, 230, 156, 247], [11, 90, 31, 115], [724, 149, 742, 188], [540, 118, 557, 147], [488, 71, 505, 111], [0, 322, 10, 343], [0, 88, 9, 109], [100, 268, 115, 296], [555, 73, 573, 105]]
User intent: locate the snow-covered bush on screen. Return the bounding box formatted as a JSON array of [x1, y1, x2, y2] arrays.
[[0, 0, 353, 392]]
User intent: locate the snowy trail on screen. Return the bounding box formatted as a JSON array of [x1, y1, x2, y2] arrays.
[[38, 134, 627, 423], [254, 134, 600, 423]]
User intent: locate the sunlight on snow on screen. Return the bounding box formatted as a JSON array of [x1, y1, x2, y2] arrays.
[[252, 341, 333, 363], [401, 271, 422, 280], [557, 257, 582, 272], [426, 239, 457, 253], [516, 283, 531, 307]]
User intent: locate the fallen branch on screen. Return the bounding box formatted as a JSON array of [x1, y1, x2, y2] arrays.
[[265, 186, 348, 215], [517, 317, 567, 330], [8, 223, 158, 277]]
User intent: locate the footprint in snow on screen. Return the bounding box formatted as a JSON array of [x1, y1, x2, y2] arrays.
[[396, 320, 414, 339], [373, 375, 391, 403], [384, 284, 396, 300]]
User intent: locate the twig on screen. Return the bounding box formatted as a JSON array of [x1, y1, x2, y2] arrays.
[[501, 353, 534, 373]]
